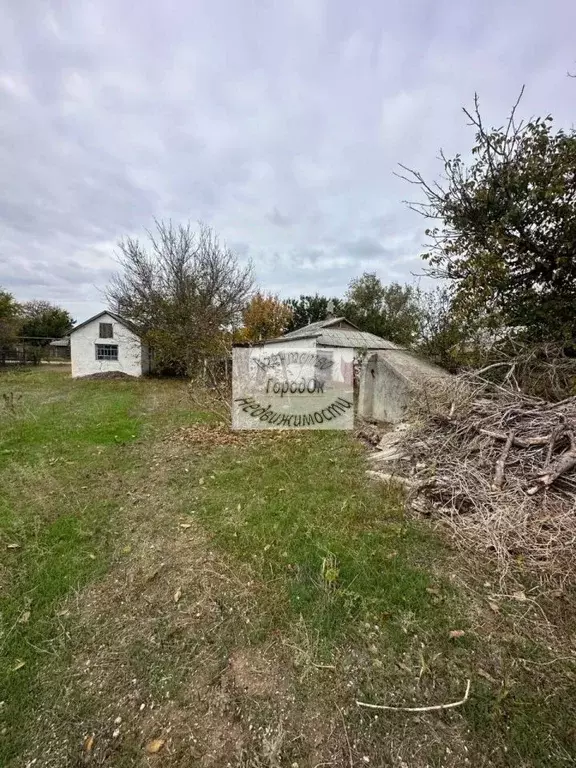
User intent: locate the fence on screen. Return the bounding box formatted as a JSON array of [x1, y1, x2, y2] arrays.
[[0, 337, 70, 366]]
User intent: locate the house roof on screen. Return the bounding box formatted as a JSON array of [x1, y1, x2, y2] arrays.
[[69, 310, 140, 336], [263, 316, 405, 350], [280, 316, 360, 339]]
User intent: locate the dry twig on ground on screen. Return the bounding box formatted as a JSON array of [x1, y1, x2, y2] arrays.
[[356, 679, 471, 713]]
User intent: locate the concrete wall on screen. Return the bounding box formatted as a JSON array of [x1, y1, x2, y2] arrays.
[[359, 353, 410, 423], [359, 350, 448, 424], [70, 313, 146, 378]]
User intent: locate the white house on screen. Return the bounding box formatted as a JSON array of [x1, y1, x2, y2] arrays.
[[70, 310, 150, 378]]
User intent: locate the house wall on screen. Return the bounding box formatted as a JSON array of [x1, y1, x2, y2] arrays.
[[140, 344, 151, 375], [70, 313, 144, 378]]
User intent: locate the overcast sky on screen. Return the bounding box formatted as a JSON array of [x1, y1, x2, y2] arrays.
[[0, 0, 575, 320]]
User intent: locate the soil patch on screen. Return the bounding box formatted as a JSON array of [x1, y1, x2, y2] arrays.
[[79, 371, 137, 380]]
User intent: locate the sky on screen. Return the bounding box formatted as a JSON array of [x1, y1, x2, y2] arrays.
[[0, 0, 575, 321]]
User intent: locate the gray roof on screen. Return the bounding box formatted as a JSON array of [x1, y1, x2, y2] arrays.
[[70, 310, 140, 336], [317, 329, 403, 350], [280, 317, 357, 340], [264, 316, 404, 350], [372, 349, 448, 381]]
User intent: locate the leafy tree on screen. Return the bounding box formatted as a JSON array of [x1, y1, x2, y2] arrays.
[[20, 300, 73, 340], [19, 300, 74, 364], [400, 91, 576, 343], [0, 290, 21, 364], [107, 220, 254, 375], [239, 292, 293, 342], [284, 294, 342, 331], [344, 273, 423, 346], [415, 287, 469, 371]]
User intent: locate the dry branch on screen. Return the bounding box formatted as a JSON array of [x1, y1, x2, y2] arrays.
[[397, 373, 576, 585], [356, 679, 471, 713], [479, 429, 550, 448], [492, 430, 515, 490]]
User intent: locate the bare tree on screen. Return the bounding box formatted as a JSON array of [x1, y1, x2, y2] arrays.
[[107, 221, 254, 375]]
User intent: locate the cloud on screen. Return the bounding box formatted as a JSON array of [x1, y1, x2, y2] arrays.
[[266, 207, 293, 228], [0, 0, 575, 319], [344, 237, 387, 259]]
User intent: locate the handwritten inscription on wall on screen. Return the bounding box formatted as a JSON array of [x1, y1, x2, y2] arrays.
[[232, 346, 354, 430]]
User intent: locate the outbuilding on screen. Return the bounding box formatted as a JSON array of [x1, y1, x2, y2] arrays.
[[69, 310, 150, 378], [261, 316, 403, 354], [261, 316, 449, 424]]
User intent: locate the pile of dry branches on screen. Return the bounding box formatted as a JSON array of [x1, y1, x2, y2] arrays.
[[399, 375, 576, 585]]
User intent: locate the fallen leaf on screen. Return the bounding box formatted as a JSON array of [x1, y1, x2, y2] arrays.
[[449, 630, 465, 639], [173, 587, 182, 603], [512, 591, 527, 602], [84, 734, 95, 752], [12, 660, 26, 671], [18, 611, 31, 624], [146, 738, 165, 754]]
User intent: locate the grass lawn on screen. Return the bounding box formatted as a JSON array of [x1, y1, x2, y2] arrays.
[[1, 367, 575, 767]]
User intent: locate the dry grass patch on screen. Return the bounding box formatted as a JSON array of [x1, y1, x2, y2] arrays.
[[24, 512, 350, 767]]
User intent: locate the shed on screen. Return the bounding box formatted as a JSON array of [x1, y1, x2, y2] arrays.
[[261, 317, 404, 353], [48, 336, 70, 360], [260, 316, 449, 424], [69, 310, 150, 378]]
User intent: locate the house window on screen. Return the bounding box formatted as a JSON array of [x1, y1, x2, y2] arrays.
[[95, 344, 118, 361], [99, 322, 113, 338]]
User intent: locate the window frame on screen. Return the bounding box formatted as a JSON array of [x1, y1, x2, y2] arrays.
[[99, 322, 114, 339], [95, 343, 119, 361]]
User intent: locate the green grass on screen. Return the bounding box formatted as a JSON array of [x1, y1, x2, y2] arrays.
[[185, 433, 455, 645], [0, 367, 198, 763], [1, 367, 575, 766]]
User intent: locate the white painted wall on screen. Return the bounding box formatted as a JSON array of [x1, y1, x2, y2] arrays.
[[70, 313, 147, 378]]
